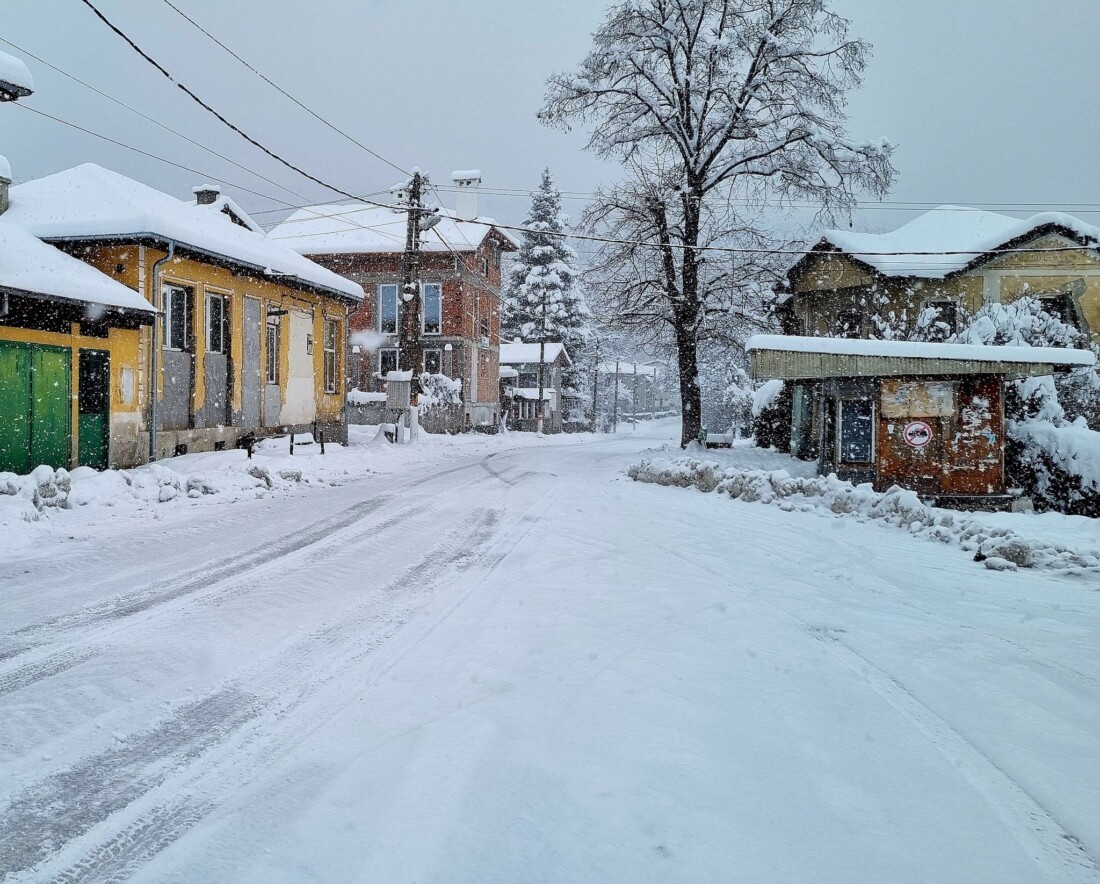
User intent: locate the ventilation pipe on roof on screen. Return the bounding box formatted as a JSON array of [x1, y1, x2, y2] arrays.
[[148, 241, 176, 462], [451, 170, 481, 220], [192, 184, 221, 205]]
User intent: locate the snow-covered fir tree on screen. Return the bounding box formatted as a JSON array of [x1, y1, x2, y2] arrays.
[[502, 169, 587, 429]]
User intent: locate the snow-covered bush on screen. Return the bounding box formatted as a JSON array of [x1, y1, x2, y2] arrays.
[[751, 379, 790, 451], [943, 298, 1100, 515], [418, 372, 462, 408]]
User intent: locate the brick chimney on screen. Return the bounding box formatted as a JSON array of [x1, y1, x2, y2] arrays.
[[0, 156, 11, 215], [451, 170, 482, 220], [192, 183, 221, 205]]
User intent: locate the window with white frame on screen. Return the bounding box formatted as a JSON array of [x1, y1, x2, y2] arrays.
[[379, 347, 399, 377], [422, 283, 442, 335], [323, 318, 338, 393], [424, 348, 441, 374], [379, 283, 398, 334], [266, 320, 280, 384], [206, 292, 227, 353], [163, 284, 192, 350]]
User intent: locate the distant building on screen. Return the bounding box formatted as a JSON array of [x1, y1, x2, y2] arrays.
[[499, 340, 572, 433], [269, 171, 518, 429]]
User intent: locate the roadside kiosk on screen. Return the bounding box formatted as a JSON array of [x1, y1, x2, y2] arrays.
[[747, 335, 1095, 508]]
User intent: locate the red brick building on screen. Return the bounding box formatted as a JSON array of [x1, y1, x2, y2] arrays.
[[269, 173, 517, 427]]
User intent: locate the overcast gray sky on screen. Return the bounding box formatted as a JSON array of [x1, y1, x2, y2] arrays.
[[2, 0, 1098, 235]]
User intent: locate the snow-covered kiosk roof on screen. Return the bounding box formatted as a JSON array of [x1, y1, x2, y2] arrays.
[[6, 164, 363, 303], [0, 50, 34, 100], [747, 334, 1096, 381], [793, 206, 1100, 280], [499, 341, 571, 366], [268, 202, 519, 255], [0, 221, 154, 317]]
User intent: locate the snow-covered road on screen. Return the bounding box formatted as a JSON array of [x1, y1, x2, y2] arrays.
[[2, 422, 1099, 883]]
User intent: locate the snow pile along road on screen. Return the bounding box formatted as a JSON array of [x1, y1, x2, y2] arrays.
[[628, 453, 1100, 575]]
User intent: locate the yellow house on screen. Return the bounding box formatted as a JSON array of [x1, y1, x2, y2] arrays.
[[6, 164, 364, 464], [779, 207, 1100, 342], [0, 189, 155, 473]]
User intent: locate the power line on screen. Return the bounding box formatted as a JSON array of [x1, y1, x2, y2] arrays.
[[10, 105, 412, 245], [158, 0, 409, 179], [0, 35, 313, 206], [78, 0, 391, 205]]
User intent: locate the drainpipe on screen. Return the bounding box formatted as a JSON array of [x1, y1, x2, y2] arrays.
[[149, 241, 176, 462]]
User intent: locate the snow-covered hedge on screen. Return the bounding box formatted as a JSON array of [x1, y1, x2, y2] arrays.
[[628, 455, 1100, 575]]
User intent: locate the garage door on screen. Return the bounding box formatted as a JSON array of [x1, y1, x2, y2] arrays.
[[0, 341, 72, 474]]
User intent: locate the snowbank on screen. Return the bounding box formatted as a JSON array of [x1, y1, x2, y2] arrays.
[[1, 426, 604, 552], [628, 454, 1100, 575]]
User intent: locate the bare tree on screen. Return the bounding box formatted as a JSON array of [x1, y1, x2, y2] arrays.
[[540, 0, 895, 446]]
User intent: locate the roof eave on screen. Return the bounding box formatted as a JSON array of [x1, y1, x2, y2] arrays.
[[0, 283, 156, 323], [40, 233, 363, 304]]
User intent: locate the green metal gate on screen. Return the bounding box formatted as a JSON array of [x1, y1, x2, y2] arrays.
[[0, 341, 72, 473]]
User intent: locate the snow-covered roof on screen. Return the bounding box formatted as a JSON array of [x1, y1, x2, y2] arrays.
[[268, 201, 519, 255], [0, 221, 154, 315], [598, 361, 658, 376], [6, 164, 363, 301], [498, 366, 519, 379], [747, 335, 1095, 367], [499, 341, 570, 366], [0, 50, 34, 98], [810, 207, 1100, 279], [508, 387, 555, 400], [0, 155, 10, 182]]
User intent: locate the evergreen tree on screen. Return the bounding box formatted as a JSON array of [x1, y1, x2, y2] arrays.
[[502, 169, 587, 429]]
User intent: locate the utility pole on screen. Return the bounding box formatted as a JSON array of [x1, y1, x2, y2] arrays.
[[397, 170, 440, 405], [536, 293, 547, 435]]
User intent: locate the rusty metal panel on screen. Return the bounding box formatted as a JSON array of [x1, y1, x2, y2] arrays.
[[942, 377, 1004, 495], [880, 379, 956, 418]]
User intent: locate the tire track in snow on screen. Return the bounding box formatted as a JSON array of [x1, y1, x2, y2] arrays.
[[0, 479, 477, 698], [651, 536, 1100, 883], [0, 688, 258, 876], [19, 502, 521, 881], [802, 625, 1100, 882]]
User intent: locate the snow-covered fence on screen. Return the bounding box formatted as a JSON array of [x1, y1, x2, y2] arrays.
[[628, 455, 1100, 575]]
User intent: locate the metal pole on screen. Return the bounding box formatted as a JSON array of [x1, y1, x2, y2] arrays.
[[612, 359, 619, 433], [591, 337, 600, 432], [148, 241, 176, 462], [632, 365, 637, 430]]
